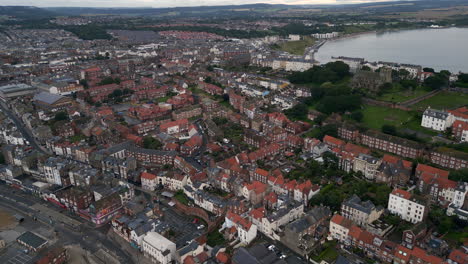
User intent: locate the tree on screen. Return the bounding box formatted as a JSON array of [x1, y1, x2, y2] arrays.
[[112, 89, 123, 97], [317, 124, 338, 140], [423, 67, 435, 73], [361, 65, 372, 71], [382, 124, 397, 135], [398, 69, 410, 79], [424, 73, 448, 90], [284, 103, 308, 121], [54, 111, 68, 121], [350, 111, 363, 122], [79, 79, 89, 89], [458, 73, 468, 83], [143, 136, 162, 150]]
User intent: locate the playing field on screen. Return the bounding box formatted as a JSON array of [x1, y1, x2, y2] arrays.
[[411, 92, 468, 111], [361, 105, 413, 130]]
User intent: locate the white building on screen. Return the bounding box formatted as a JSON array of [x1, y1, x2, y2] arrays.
[[288, 34, 301, 41], [387, 189, 426, 224], [421, 107, 454, 131], [142, 232, 176, 264], [141, 172, 158, 191], [272, 59, 315, 72], [223, 211, 258, 245], [311, 32, 339, 39], [329, 214, 353, 242]]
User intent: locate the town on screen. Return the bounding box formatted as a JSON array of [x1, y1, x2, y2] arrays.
[[0, 2, 467, 264]]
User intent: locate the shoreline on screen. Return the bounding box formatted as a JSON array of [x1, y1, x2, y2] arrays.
[[311, 26, 468, 73]]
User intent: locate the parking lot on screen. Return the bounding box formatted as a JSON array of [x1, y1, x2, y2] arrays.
[[162, 203, 204, 247], [6, 250, 33, 264]]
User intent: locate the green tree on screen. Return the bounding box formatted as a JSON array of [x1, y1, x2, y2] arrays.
[[54, 111, 68, 121], [143, 136, 162, 150], [382, 124, 397, 136]]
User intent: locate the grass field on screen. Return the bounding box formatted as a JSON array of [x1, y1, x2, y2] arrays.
[[361, 105, 413, 130], [411, 92, 468, 111], [272, 36, 315, 55], [377, 87, 429, 103], [312, 241, 338, 263]]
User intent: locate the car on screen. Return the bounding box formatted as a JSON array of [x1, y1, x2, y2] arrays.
[[197, 225, 205, 230], [279, 254, 287, 259], [268, 245, 276, 251]]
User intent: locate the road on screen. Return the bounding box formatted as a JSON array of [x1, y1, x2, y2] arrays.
[[0, 101, 50, 155], [0, 182, 135, 264]]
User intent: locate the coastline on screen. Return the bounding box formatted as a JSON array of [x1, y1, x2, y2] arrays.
[[311, 26, 468, 72]]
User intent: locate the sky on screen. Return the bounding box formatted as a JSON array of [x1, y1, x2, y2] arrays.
[[1, 0, 402, 8]]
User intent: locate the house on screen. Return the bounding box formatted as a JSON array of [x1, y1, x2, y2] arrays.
[[452, 120, 468, 142], [16, 231, 48, 252], [416, 164, 456, 204], [375, 155, 412, 187], [141, 172, 158, 191], [402, 223, 427, 249], [421, 107, 454, 131], [329, 214, 353, 242], [430, 147, 468, 170], [242, 181, 267, 205], [341, 195, 383, 226], [181, 135, 202, 156], [250, 168, 269, 184], [224, 211, 258, 245], [387, 189, 427, 224], [447, 249, 468, 264], [159, 119, 189, 135], [361, 130, 424, 159], [142, 232, 176, 264], [281, 206, 331, 255], [353, 154, 382, 180]]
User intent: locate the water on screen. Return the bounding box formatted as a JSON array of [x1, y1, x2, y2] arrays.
[[315, 27, 468, 73]]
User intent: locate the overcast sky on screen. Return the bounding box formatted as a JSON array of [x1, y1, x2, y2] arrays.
[[1, 0, 402, 8]]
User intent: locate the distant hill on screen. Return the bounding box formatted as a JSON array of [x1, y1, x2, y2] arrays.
[[0, 6, 56, 19], [45, 4, 294, 17]]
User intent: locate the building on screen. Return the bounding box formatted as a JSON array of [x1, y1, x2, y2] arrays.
[[16, 231, 48, 252], [142, 232, 176, 264], [281, 206, 331, 255], [452, 120, 468, 142], [387, 189, 427, 224], [0, 84, 37, 101], [224, 211, 258, 245], [341, 195, 383, 226], [375, 155, 412, 187], [141, 172, 158, 191], [353, 154, 382, 180], [421, 107, 454, 131], [361, 130, 424, 159]]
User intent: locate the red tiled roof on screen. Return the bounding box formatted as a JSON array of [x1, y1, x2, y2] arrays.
[[141, 172, 157, 180], [216, 252, 229, 263], [330, 214, 353, 228], [416, 164, 449, 178], [323, 135, 345, 147], [391, 188, 411, 200]]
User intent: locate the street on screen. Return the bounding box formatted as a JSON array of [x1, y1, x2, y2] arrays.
[[0, 101, 50, 155], [0, 182, 136, 264]]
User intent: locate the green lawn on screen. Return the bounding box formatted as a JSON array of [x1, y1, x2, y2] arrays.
[[311, 241, 339, 263], [272, 36, 315, 55], [411, 92, 468, 111], [445, 228, 468, 247], [377, 87, 430, 103], [361, 105, 413, 130], [174, 192, 189, 205]]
